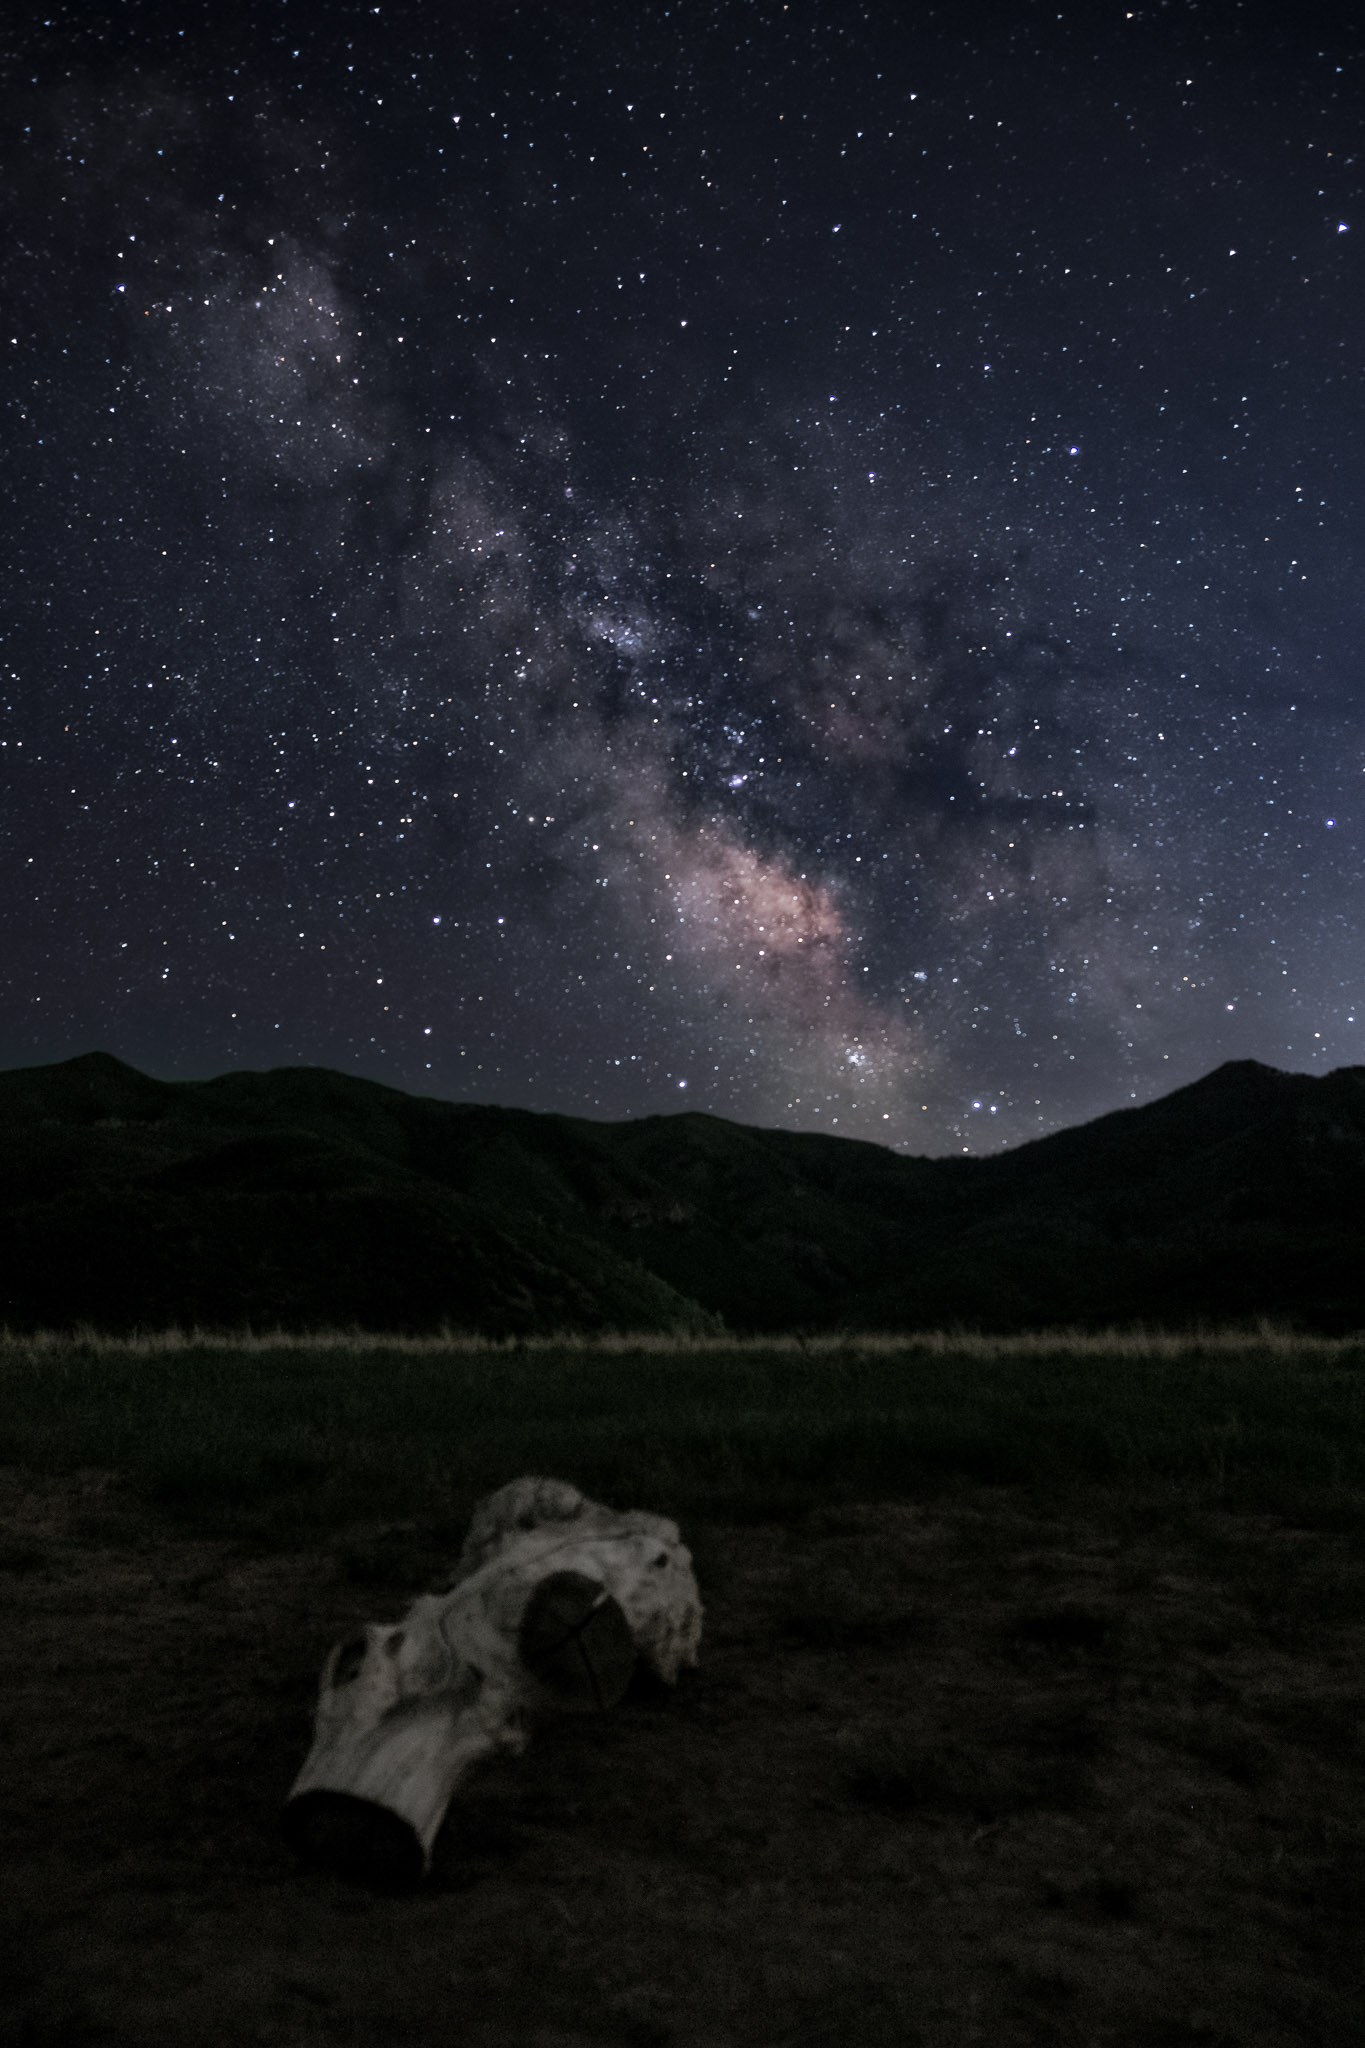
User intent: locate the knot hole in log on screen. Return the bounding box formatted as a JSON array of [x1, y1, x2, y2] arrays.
[[333, 1636, 368, 1687]]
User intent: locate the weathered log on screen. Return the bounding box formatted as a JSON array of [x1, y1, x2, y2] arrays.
[[284, 1477, 702, 1884]]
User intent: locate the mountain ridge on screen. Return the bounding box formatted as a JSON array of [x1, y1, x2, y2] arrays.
[[1, 1051, 1362, 1333]]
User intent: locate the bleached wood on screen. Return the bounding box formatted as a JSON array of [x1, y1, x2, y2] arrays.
[[285, 1477, 703, 1879]]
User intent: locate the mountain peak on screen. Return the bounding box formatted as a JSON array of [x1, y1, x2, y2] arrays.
[[56, 1050, 143, 1078], [1199, 1058, 1288, 1084]]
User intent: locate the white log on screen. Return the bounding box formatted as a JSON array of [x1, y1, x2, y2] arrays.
[[285, 1477, 702, 1882]]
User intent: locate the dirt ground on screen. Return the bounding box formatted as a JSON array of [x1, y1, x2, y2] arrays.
[[1, 1468, 1362, 2048]]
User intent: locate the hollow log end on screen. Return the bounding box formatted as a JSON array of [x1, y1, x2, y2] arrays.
[[283, 1789, 427, 1892]]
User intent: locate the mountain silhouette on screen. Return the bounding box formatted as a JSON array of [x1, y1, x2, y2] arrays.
[[1, 1052, 1362, 1333]]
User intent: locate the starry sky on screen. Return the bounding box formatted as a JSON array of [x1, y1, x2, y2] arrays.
[[2, 0, 1362, 1154]]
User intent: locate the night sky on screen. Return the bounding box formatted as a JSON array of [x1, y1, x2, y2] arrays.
[[3, 1, 1362, 1155]]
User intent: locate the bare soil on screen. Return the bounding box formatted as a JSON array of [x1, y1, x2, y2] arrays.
[[1, 1468, 1362, 2048]]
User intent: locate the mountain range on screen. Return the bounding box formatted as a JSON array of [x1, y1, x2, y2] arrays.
[[1, 1051, 1362, 1334]]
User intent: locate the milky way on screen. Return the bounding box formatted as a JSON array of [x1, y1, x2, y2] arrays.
[[2, 2, 1361, 1151]]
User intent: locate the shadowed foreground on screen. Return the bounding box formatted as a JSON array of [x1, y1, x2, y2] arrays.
[[3, 1471, 1362, 2047], [1, 1332, 1362, 2045]]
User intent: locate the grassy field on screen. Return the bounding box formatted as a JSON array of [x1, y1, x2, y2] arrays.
[[4, 1327, 1364, 2047], [3, 1323, 1365, 1548]]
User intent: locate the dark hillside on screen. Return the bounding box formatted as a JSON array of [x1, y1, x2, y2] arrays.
[[0, 1055, 712, 1336], [1, 1051, 1363, 1332], [586, 1113, 942, 1329], [856, 1060, 1365, 1331]]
